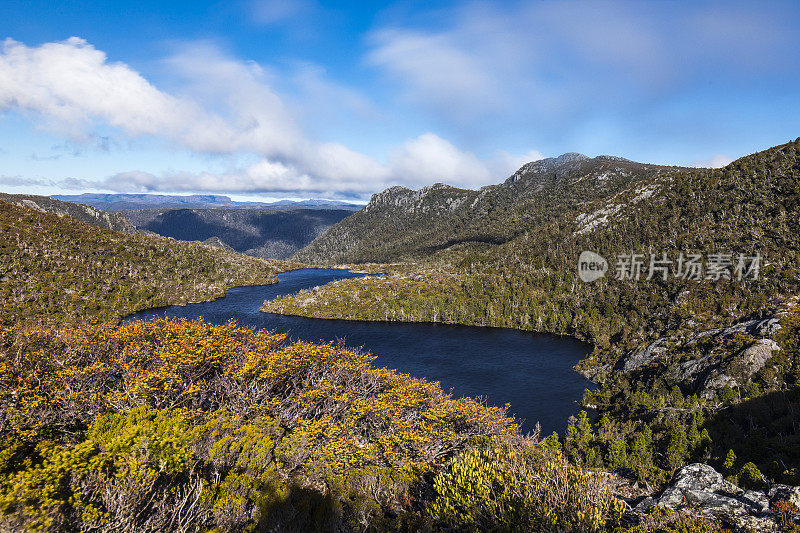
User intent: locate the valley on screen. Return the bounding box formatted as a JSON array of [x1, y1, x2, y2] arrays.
[[124, 206, 355, 259], [1, 140, 799, 531]]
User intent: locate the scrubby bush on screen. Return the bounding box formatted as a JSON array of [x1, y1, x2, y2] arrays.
[[429, 443, 624, 532], [0, 318, 517, 531], [737, 462, 766, 490]]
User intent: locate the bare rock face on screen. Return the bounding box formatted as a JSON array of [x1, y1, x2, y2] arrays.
[[634, 464, 776, 532], [696, 339, 780, 399], [664, 317, 782, 399], [618, 339, 667, 373], [769, 484, 800, 508], [735, 339, 781, 381]]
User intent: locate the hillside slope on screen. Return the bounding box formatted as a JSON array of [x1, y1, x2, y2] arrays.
[[124, 207, 353, 259], [0, 199, 294, 325], [0, 193, 139, 234], [295, 153, 686, 263]]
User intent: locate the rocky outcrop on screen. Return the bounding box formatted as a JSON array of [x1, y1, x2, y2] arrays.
[[688, 318, 782, 343], [363, 183, 476, 215], [617, 339, 667, 373], [202, 236, 236, 252], [768, 484, 800, 508], [622, 314, 783, 399], [633, 464, 778, 532], [677, 338, 781, 399]]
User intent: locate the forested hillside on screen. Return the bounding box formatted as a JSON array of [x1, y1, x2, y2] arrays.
[[125, 207, 353, 259], [0, 200, 294, 325], [271, 139, 800, 490], [0, 196, 655, 532]]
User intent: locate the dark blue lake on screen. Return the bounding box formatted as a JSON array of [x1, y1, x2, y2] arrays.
[[125, 268, 593, 435]]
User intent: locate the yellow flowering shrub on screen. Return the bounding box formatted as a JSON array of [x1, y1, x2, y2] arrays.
[[0, 318, 518, 530]]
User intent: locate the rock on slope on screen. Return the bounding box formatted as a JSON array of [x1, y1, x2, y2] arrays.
[[633, 464, 781, 532]]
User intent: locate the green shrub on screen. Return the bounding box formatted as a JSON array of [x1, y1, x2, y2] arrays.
[[429, 444, 623, 532], [737, 462, 765, 490]]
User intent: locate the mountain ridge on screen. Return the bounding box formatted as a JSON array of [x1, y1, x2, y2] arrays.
[[0, 192, 141, 234], [271, 138, 800, 494], [295, 153, 688, 264]]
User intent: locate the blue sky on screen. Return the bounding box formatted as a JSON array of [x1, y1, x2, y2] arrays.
[[1, 0, 799, 201]]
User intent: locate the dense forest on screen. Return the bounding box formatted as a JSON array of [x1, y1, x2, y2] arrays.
[[124, 207, 354, 260]]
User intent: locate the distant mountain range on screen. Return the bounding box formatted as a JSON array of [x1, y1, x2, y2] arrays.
[[0, 193, 356, 260], [52, 193, 362, 212]]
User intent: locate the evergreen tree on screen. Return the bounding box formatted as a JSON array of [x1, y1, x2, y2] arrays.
[[606, 432, 628, 469], [629, 425, 654, 480], [565, 411, 594, 466], [665, 423, 689, 469], [543, 431, 561, 452], [723, 449, 737, 474]]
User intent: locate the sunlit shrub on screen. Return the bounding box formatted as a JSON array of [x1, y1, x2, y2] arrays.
[[0, 319, 517, 530], [429, 443, 624, 532]]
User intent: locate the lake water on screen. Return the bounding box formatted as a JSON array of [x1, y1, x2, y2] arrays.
[[125, 268, 593, 435]]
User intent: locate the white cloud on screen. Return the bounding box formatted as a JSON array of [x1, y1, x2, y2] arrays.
[[250, 0, 317, 25], [159, 41, 310, 157], [0, 175, 47, 188], [390, 133, 492, 188], [388, 133, 542, 189], [0, 37, 384, 193], [288, 62, 379, 122], [367, 29, 505, 123], [93, 138, 542, 198], [94, 163, 376, 199], [691, 154, 733, 168], [0, 37, 543, 198], [490, 149, 545, 178], [0, 37, 212, 141]]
